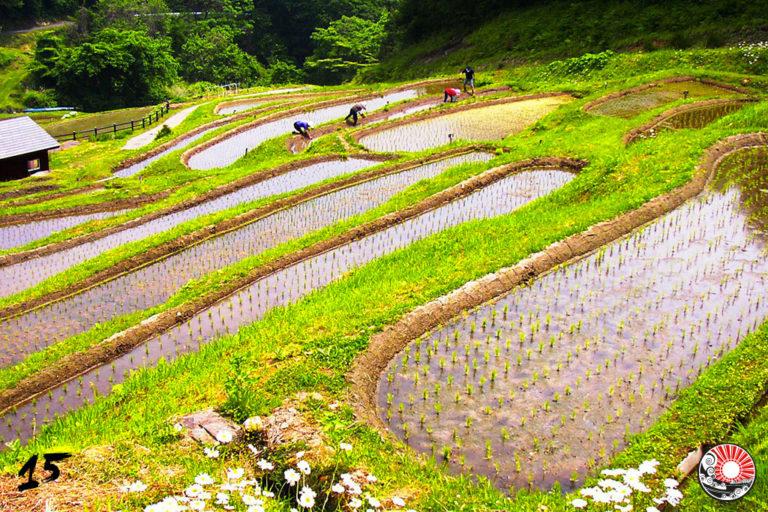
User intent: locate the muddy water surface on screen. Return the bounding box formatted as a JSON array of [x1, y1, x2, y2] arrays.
[[0, 153, 491, 368], [377, 153, 768, 492], [0, 159, 377, 298], [590, 81, 740, 118], [1, 169, 573, 444], [360, 98, 569, 153]]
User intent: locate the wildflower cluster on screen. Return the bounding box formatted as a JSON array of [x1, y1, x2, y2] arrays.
[[139, 417, 415, 511], [571, 460, 682, 510], [736, 42, 768, 72]]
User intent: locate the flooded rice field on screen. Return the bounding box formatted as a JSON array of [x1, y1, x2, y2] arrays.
[[0, 168, 574, 444], [114, 124, 224, 178], [632, 102, 747, 143], [188, 90, 422, 170], [359, 97, 569, 153], [216, 101, 265, 116], [589, 80, 740, 118], [0, 159, 377, 298], [377, 149, 768, 492], [0, 153, 491, 369], [0, 210, 127, 251]]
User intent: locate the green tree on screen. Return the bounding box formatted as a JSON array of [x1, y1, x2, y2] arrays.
[[52, 28, 179, 110], [179, 25, 265, 85], [304, 14, 388, 84]]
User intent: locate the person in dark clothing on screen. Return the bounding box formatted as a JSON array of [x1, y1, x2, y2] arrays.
[[461, 66, 475, 95], [345, 104, 367, 126], [293, 120, 312, 139], [444, 87, 461, 103]]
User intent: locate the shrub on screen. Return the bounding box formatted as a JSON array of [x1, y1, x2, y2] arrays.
[[546, 50, 616, 77], [22, 89, 57, 108]]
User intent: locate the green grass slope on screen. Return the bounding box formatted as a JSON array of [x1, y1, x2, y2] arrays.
[[363, 0, 768, 81]]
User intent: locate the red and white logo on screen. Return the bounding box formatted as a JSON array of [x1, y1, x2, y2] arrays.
[[698, 444, 756, 501]]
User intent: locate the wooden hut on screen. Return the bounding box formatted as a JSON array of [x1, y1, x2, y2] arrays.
[[0, 116, 60, 181]]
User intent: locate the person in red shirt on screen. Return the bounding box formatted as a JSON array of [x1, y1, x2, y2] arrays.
[[444, 88, 461, 103]]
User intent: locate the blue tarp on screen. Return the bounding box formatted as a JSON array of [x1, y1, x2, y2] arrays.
[[23, 107, 76, 113]]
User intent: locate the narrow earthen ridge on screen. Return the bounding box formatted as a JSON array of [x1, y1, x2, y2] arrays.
[[351, 92, 571, 144], [213, 89, 359, 115], [583, 76, 751, 114], [0, 190, 174, 227], [181, 78, 475, 167], [0, 154, 391, 268], [348, 132, 768, 431], [3, 183, 103, 208], [0, 153, 585, 414], [624, 98, 756, 145], [0, 184, 58, 203]]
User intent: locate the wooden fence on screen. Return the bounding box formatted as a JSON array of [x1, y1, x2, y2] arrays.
[[52, 102, 171, 142]]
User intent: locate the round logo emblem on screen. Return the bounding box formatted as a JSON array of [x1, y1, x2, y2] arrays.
[[698, 444, 756, 501]]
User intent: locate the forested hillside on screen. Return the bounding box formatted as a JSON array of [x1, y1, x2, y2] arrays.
[[2, 0, 767, 111]]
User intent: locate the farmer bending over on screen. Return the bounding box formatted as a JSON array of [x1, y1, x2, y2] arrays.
[[293, 120, 312, 139], [345, 104, 367, 126], [444, 88, 461, 103], [461, 66, 475, 95]]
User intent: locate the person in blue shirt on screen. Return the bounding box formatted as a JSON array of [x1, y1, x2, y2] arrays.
[[293, 120, 312, 139]]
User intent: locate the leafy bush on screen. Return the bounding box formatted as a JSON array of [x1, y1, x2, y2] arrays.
[[546, 50, 616, 77], [22, 89, 57, 108], [267, 60, 306, 85], [154, 123, 172, 140]]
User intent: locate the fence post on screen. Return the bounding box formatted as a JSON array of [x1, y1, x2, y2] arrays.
[[94, 127, 98, 138], [73, 131, 76, 141], [131, 120, 134, 131], [142, 118, 145, 129]]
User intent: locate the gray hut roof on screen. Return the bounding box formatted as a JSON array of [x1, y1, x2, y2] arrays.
[[0, 116, 60, 160]]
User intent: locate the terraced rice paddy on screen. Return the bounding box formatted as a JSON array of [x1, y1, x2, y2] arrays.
[[0, 167, 574, 444], [359, 97, 569, 152], [588, 80, 740, 118], [0, 159, 378, 298], [377, 149, 768, 492], [216, 101, 266, 116], [188, 89, 422, 170], [0, 210, 127, 250], [114, 124, 225, 178], [0, 153, 491, 369], [630, 101, 748, 143]]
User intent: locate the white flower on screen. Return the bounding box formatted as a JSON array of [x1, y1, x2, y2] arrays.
[[227, 467, 245, 481], [638, 460, 659, 475], [571, 498, 588, 509], [615, 506, 632, 512], [120, 480, 147, 493], [244, 417, 264, 431], [297, 460, 311, 475], [144, 497, 187, 512], [601, 468, 627, 477], [216, 492, 230, 505], [663, 478, 679, 489], [368, 496, 381, 508], [242, 493, 259, 506], [285, 468, 301, 486], [347, 482, 362, 495], [366, 475, 378, 483], [665, 488, 683, 506], [216, 430, 234, 444], [257, 459, 274, 471], [301, 486, 317, 498], [263, 491, 275, 498], [340, 442, 353, 452], [646, 508, 660, 512], [204, 447, 220, 459], [186, 483, 205, 497], [349, 498, 363, 510], [392, 496, 406, 507], [189, 500, 206, 511], [298, 490, 316, 509], [195, 473, 214, 486], [332, 483, 345, 494], [173, 423, 183, 432], [247, 444, 261, 457], [296, 451, 305, 459], [247, 505, 265, 512]]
